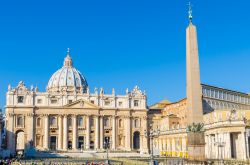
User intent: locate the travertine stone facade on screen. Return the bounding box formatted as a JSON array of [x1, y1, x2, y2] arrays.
[[5, 51, 148, 155]]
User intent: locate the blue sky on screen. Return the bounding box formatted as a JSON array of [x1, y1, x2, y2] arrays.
[[0, 0, 250, 110]]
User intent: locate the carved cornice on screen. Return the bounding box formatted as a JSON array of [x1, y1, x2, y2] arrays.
[[8, 113, 15, 117], [27, 113, 34, 117]]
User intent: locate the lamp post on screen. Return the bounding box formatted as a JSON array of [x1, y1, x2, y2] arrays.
[[144, 128, 160, 165], [104, 137, 111, 165]]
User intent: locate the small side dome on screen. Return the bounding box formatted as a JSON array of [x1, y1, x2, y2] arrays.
[[47, 49, 88, 94]]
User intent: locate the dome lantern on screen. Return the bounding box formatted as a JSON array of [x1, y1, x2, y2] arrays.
[[64, 48, 73, 67]]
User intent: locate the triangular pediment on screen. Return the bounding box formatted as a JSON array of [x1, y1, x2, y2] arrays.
[[64, 99, 99, 109]]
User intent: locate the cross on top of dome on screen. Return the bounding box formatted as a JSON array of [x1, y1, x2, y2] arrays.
[[64, 48, 73, 67]]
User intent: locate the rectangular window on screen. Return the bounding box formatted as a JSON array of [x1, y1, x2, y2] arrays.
[[17, 96, 24, 103], [134, 100, 139, 107], [104, 101, 110, 106], [118, 102, 123, 107], [51, 99, 57, 104], [91, 100, 95, 104], [68, 100, 73, 104], [37, 99, 42, 104]]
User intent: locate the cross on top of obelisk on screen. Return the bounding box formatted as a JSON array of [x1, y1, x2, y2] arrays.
[[188, 1, 193, 22]]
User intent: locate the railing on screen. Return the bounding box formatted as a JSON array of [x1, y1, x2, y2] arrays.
[[160, 150, 188, 158]]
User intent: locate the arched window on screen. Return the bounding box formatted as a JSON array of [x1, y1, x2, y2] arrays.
[[37, 118, 41, 127], [17, 116, 23, 126], [104, 117, 109, 127], [50, 116, 57, 126], [68, 118, 72, 127], [78, 116, 83, 127], [134, 119, 140, 128]]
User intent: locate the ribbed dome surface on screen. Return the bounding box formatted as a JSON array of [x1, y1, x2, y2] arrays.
[[47, 49, 88, 93]]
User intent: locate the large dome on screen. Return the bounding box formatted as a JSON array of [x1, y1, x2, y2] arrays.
[[47, 49, 88, 93]]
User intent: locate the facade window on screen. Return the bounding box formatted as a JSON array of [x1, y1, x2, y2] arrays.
[[203, 88, 207, 96], [51, 99, 58, 104], [134, 119, 140, 128], [37, 99, 42, 104], [134, 100, 139, 107], [207, 89, 211, 97], [219, 91, 223, 99], [119, 136, 123, 145], [17, 115, 23, 127], [104, 101, 110, 106], [17, 96, 24, 103], [50, 116, 57, 126], [90, 100, 95, 104], [37, 118, 41, 127], [68, 118, 72, 127], [119, 119, 123, 127], [104, 117, 109, 127], [36, 135, 41, 146], [215, 91, 218, 99], [90, 118, 94, 127], [78, 117, 84, 127], [223, 93, 227, 100], [68, 100, 73, 104], [118, 102, 123, 107]]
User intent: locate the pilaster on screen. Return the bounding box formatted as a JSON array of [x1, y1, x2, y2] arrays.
[[27, 113, 34, 148], [85, 115, 90, 149], [58, 115, 63, 150], [95, 115, 100, 149], [100, 115, 104, 149], [72, 115, 77, 150], [63, 115, 68, 151], [125, 116, 131, 151], [43, 114, 49, 150]]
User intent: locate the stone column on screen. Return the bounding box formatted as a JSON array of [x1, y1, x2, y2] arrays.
[[225, 132, 231, 159], [182, 137, 186, 152], [241, 131, 247, 160], [63, 115, 68, 151], [100, 116, 104, 149], [159, 138, 162, 151], [246, 132, 249, 159], [167, 138, 171, 151], [7, 113, 15, 153], [86, 115, 90, 149], [172, 138, 175, 152], [43, 114, 49, 150], [112, 116, 116, 150], [163, 139, 166, 150], [27, 113, 34, 149], [205, 135, 208, 158], [207, 135, 211, 159], [125, 116, 131, 151], [95, 116, 100, 149], [215, 133, 218, 159], [58, 115, 63, 150], [72, 115, 77, 150]]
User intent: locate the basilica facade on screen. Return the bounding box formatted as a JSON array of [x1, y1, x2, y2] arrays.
[[5, 52, 148, 155]]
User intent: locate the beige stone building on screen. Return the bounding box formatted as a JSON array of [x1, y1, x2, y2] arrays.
[[5, 50, 148, 155], [149, 11, 250, 160]]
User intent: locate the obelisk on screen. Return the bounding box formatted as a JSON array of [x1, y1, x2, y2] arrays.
[[186, 3, 205, 160]]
